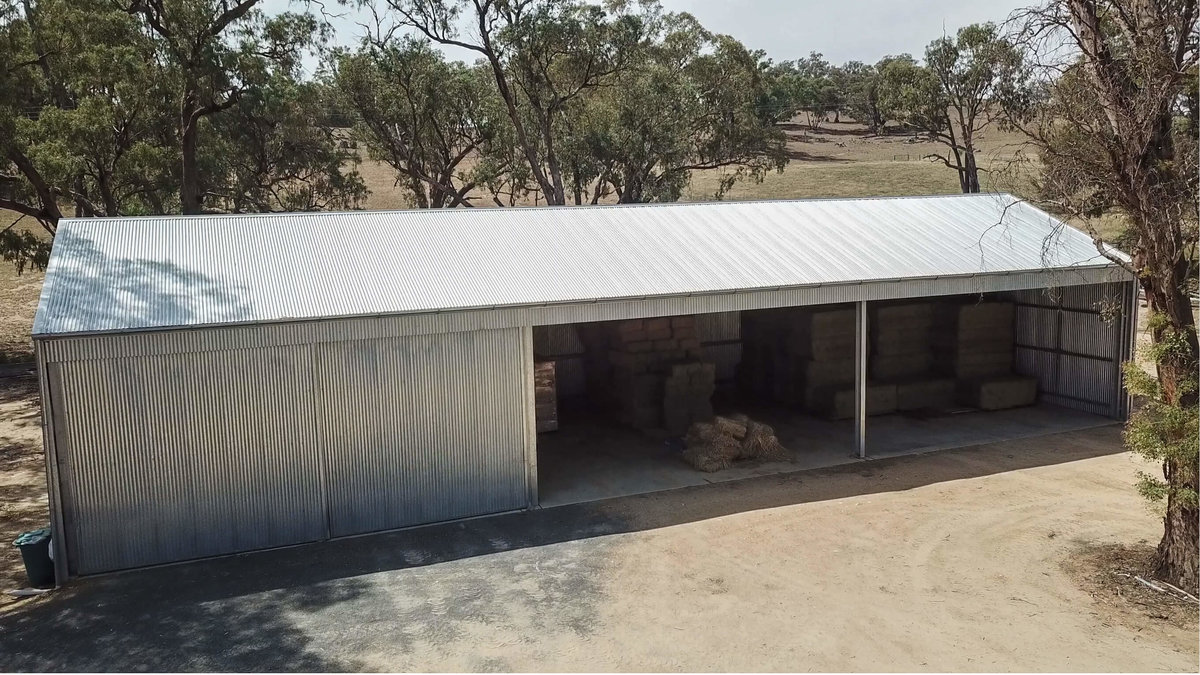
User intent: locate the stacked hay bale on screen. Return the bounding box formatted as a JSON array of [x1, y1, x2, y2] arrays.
[[533, 361, 559, 432], [958, 374, 1039, 410], [934, 300, 1038, 410], [663, 363, 717, 435], [682, 414, 788, 472], [869, 303, 934, 380], [794, 307, 900, 419], [807, 383, 898, 420], [934, 301, 1017, 377], [791, 307, 858, 409], [740, 305, 899, 419], [869, 302, 955, 411], [599, 316, 713, 432]]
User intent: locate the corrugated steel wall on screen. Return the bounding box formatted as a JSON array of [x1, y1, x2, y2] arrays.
[[51, 345, 327, 575], [1007, 281, 1133, 417], [50, 327, 529, 574], [531, 324, 587, 397], [315, 329, 527, 537], [695, 312, 742, 383]]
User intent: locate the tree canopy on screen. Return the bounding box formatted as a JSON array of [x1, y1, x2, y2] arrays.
[[0, 0, 364, 269]]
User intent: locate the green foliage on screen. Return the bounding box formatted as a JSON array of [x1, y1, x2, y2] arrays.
[[334, 37, 507, 207], [382, 0, 785, 205], [560, 11, 787, 203], [1123, 315, 1200, 507], [0, 226, 50, 273], [0, 0, 364, 272], [878, 23, 1029, 192]]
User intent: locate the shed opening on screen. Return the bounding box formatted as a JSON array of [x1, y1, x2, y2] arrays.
[[532, 283, 1131, 508]]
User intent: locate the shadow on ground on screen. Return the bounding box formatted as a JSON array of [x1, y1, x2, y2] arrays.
[[0, 424, 1123, 671]]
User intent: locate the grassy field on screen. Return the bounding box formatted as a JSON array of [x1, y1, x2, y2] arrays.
[[0, 118, 1061, 361], [357, 119, 1033, 210]]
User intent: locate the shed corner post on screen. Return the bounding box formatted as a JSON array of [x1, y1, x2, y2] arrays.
[[854, 300, 868, 459], [34, 340, 70, 586], [1119, 278, 1140, 420], [519, 326, 539, 509]]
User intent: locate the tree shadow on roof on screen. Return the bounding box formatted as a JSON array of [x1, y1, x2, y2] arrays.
[[37, 231, 251, 336]]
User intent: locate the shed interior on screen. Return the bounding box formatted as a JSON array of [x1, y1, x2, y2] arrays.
[[534, 283, 1130, 507]]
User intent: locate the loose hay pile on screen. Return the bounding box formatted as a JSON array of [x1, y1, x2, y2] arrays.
[[681, 414, 788, 472]]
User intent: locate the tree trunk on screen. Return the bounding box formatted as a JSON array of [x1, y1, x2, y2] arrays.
[[1142, 271, 1200, 592], [962, 149, 980, 193], [180, 109, 203, 215], [1156, 457, 1199, 592]]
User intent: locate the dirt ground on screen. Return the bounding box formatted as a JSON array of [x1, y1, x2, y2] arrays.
[[0, 425, 1195, 671], [0, 373, 44, 610]]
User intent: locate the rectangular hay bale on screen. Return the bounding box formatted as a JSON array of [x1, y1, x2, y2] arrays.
[[870, 352, 933, 380], [938, 350, 1014, 378], [894, 377, 957, 410], [957, 375, 1038, 410], [806, 382, 898, 419]]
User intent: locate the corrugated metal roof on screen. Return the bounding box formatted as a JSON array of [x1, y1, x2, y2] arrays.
[[33, 193, 1124, 337]]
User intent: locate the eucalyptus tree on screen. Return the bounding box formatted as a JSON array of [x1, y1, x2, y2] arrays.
[[880, 23, 1028, 193], [383, 0, 650, 205], [335, 37, 508, 207], [122, 0, 356, 214], [1, 0, 173, 270], [1005, 0, 1198, 591], [839, 55, 914, 134], [564, 13, 787, 203], [2, 0, 364, 272]]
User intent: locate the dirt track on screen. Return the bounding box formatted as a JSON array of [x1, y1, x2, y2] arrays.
[[0, 424, 1195, 672]]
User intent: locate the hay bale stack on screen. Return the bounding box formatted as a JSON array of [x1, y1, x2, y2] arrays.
[[869, 303, 935, 381], [933, 301, 1016, 379], [807, 382, 898, 420], [599, 316, 715, 432], [740, 306, 857, 408], [895, 377, 957, 411], [958, 375, 1038, 410], [789, 307, 857, 360], [870, 352, 935, 381]]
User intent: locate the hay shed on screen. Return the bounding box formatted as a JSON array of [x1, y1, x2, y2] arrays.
[[31, 194, 1137, 581]]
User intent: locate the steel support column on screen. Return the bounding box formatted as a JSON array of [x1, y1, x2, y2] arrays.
[[854, 300, 868, 458], [520, 326, 539, 508]]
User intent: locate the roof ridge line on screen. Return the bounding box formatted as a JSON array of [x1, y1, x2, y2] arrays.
[[57, 192, 1022, 225]]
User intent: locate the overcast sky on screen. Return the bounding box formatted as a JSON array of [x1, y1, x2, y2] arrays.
[[264, 0, 1030, 73]]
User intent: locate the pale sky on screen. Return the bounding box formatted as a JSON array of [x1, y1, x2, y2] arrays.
[[263, 0, 1030, 74]]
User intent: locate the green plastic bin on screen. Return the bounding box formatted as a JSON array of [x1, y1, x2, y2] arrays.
[[13, 528, 54, 589]]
